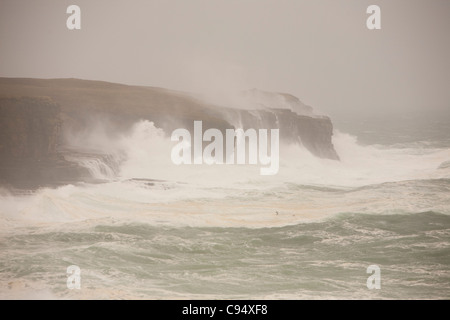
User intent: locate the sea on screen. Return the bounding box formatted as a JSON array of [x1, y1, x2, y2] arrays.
[[1, 111, 449, 300]]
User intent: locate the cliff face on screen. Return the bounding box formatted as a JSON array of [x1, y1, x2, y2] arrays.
[[0, 79, 339, 160], [0, 96, 61, 160], [0, 96, 88, 189], [222, 108, 339, 160], [275, 110, 338, 160]]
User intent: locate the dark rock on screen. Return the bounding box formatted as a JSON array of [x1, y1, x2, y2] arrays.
[[0, 78, 340, 189], [221, 108, 339, 160], [0, 96, 89, 188]]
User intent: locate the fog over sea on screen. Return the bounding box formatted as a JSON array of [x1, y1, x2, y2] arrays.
[[1, 110, 449, 300]]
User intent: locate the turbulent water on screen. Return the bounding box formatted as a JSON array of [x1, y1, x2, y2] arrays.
[[1, 115, 450, 300]]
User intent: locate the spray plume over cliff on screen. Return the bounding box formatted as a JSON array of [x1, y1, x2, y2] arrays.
[[0, 77, 339, 188]]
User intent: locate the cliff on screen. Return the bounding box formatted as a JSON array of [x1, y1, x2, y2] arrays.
[[0, 78, 231, 136], [0, 96, 88, 189], [0, 78, 339, 188], [221, 107, 339, 160], [0, 96, 60, 159]]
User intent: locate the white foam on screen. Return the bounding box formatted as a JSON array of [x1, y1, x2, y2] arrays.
[[115, 121, 450, 187], [1, 121, 450, 231]]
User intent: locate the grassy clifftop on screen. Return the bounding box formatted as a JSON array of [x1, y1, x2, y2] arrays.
[[0, 77, 230, 135]]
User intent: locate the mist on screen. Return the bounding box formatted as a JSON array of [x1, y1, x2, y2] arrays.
[[1, 0, 449, 120], [58, 115, 450, 189], [2, 1, 450, 301]]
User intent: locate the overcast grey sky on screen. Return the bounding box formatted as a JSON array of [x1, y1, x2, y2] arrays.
[[0, 0, 449, 118]]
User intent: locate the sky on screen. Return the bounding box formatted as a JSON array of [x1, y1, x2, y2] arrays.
[[0, 0, 449, 118]]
